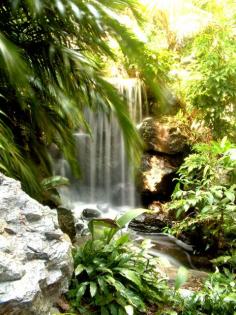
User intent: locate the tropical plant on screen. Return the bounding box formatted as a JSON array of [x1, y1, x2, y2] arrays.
[[67, 209, 170, 314], [169, 139, 236, 253], [0, 0, 166, 202]]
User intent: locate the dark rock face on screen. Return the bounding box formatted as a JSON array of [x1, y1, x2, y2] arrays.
[[0, 173, 73, 315], [129, 213, 167, 233], [139, 117, 188, 155]]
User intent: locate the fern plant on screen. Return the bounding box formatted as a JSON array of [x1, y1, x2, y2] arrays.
[[67, 209, 169, 314]]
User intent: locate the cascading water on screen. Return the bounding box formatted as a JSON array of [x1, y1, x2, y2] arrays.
[[56, 78, 148, 214]]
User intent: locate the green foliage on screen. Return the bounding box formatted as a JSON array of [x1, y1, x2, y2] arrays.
[[186, 22, 236, 138], [211, 248, 236, 273], [169, 139, 236, 252], [68, 210, 169, 314], [0, 0, 166, 201], [179, 270, 236, 315], [155, 269, 236, 315]]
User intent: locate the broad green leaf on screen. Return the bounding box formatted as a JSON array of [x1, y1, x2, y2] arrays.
[[75, 264, 85, 276], [116, 209, 146, 228], [88, 219, 118, 240], [124, 305, 134, 315], [116, 269, 142, 289], [176, 208, 184, 218], [118, 308, 126, 315], [174, 266, 189, 290], [85, 266, 94, 275], [225, 191, 235, 203], [114, 234, 130, 246], [56, 0, 65, 14], [90, 281, 97, 297], [76, 283, 87, 302], [109, 304, 119, 315]]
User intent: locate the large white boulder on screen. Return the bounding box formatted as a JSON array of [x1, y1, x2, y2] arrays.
[[0, 174, 73, 315]]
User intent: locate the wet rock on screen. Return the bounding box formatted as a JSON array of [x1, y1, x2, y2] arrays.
[[82, 208, 101, 220], [57, 206, 76, 241], [129, 205, 172, 233], [0, 173, 73, 315], [139, 118, 188, 155], [129, 214, 166, 233]]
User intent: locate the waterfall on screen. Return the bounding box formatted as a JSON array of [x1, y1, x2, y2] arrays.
[[57, 78, 147, 210]]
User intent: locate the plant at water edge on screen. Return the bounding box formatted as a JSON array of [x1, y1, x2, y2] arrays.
[[67, 209, 170, 314]]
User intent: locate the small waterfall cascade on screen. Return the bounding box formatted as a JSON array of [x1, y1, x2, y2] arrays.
[[57, 78, 148, 210]]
